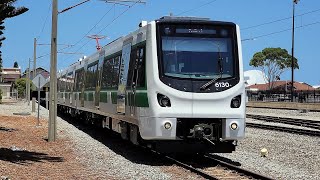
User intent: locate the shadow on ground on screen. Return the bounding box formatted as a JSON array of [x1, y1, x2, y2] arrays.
[[0, 127, 16, 132], [0, 148, 64, 165]]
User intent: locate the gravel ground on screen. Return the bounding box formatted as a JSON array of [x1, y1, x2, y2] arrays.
[[0, 101, 201, 180], [216, 108, 320, 180]]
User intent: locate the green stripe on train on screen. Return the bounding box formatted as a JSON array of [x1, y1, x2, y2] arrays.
[[100, 91, 108, 103], [84, 91, 94, 101], [111, 92, 117, 104], [127, 92, 149, 107]]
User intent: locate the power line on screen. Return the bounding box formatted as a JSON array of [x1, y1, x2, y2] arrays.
[[242, 20, 320, 41], [37, 2, 52, 40], [64, 5, 115, 51], [242, 8, 320, 30], [62, 1, 140, 62], [38, 4, 115, 62], [176, 0, 218, 16]]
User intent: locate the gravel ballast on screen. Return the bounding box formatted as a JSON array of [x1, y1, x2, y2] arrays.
[[0, 101, 201, 180], [216, 108, 320, 180]]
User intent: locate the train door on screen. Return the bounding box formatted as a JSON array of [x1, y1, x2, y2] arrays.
[[128, 47, 145, 116], [95, 50, 105, 108], [117, 38, 133, 114], [81, 60, 88, 107]]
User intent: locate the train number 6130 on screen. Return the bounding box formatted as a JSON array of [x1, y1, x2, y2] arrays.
[[215, 82, 230, 88]]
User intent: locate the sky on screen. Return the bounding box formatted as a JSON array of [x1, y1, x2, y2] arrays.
[[2, 0, 320, 85]]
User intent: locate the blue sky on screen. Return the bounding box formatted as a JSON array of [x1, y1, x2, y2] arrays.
[[2, 0, 320, 85]]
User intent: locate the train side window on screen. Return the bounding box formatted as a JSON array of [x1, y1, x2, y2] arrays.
[[85, 63, 98, 90], [57, 77, 61, 92], [112, 56, 121, 87], [136, 47, 145, 88], [61, 75, 66, 91], [66, 72, 73, 92], [127, 48, 137, 87], [101, 58, 113, 89], [75, 68, 84, 91]]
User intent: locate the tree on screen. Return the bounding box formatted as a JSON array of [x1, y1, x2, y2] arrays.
[[13, 61, 18, 68], [249, 47, 299, 90], [0, 1, 28, 72], [14, 78, 35, 98]]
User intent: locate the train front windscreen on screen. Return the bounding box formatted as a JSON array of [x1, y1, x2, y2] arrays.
[[157, 22, 240, 92]]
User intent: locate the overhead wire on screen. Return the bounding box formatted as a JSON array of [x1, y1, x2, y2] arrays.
[[37, 2, 52, 41], [176, 0, 218, 16], [242, 8, 320, 30], [242, 20, 320, 41], [61, 1, 140, 63], [36, 3, 115, 62]]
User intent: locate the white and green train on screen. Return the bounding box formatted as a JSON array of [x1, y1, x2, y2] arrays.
[[57, 16, 246, 153]]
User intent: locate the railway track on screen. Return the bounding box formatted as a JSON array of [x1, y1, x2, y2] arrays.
[[60, 112, 273, 180], [153, 151, 273, 180], [247, 114, 320, 130], [246, 114, 320, 136]]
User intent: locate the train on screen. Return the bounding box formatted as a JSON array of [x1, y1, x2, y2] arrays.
[[57, 16, 246, 153]]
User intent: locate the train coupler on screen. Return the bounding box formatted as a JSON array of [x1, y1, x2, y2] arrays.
[[191, 124, 215, 145]]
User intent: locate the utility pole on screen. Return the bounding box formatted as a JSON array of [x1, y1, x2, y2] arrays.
[[27, 58, 31, 105], [33, 38, 37, 80], [48, 0, 58, 142], [291, 0, 299, 102]]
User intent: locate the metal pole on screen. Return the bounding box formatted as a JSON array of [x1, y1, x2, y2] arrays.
[[33, 38, 37, 79], [37, 76, 40, 126], [49, 0, 58, 142], [291, 0, 299, 102], [27, 58, 31, 105]]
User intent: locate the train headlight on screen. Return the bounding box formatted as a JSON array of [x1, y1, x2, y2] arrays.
[[230, 122, 238, 130], [231, 95, 241, 108], [157, 94, 171, 107], [164, 122, 172, 129]]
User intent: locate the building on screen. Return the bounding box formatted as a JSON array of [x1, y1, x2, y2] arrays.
[[1, 68, 21, 83], [0, 68, 21, 99], [21, 67, 50, 80], [247, 81, 315, 91]]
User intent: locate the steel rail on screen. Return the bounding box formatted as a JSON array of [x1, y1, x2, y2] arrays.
[[148, 148, 274, 180], [247, 114, 320, 130], [247, 122, 320, 136], [204, 154, 274, 180], [148, 149, 218, 180]]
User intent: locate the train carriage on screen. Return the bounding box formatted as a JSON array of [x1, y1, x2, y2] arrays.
[[57, 16, 246, 153]]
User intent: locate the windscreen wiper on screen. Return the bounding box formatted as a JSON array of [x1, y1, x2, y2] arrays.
[[200, 52, 223, 91]]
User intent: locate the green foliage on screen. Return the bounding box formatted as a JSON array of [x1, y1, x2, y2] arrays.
[[249, 47, 299, 89], [0, 0, 28, 73], [14, 78, 35, 98], [13, 61, 18, 68]]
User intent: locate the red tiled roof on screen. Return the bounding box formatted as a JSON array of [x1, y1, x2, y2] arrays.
[[248, 81, 315, 91]]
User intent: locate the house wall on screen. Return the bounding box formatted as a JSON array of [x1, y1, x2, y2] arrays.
[[0, 85, 11, 99]]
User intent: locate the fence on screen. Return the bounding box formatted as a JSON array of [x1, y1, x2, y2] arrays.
[[247, 90, 320, 103]]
